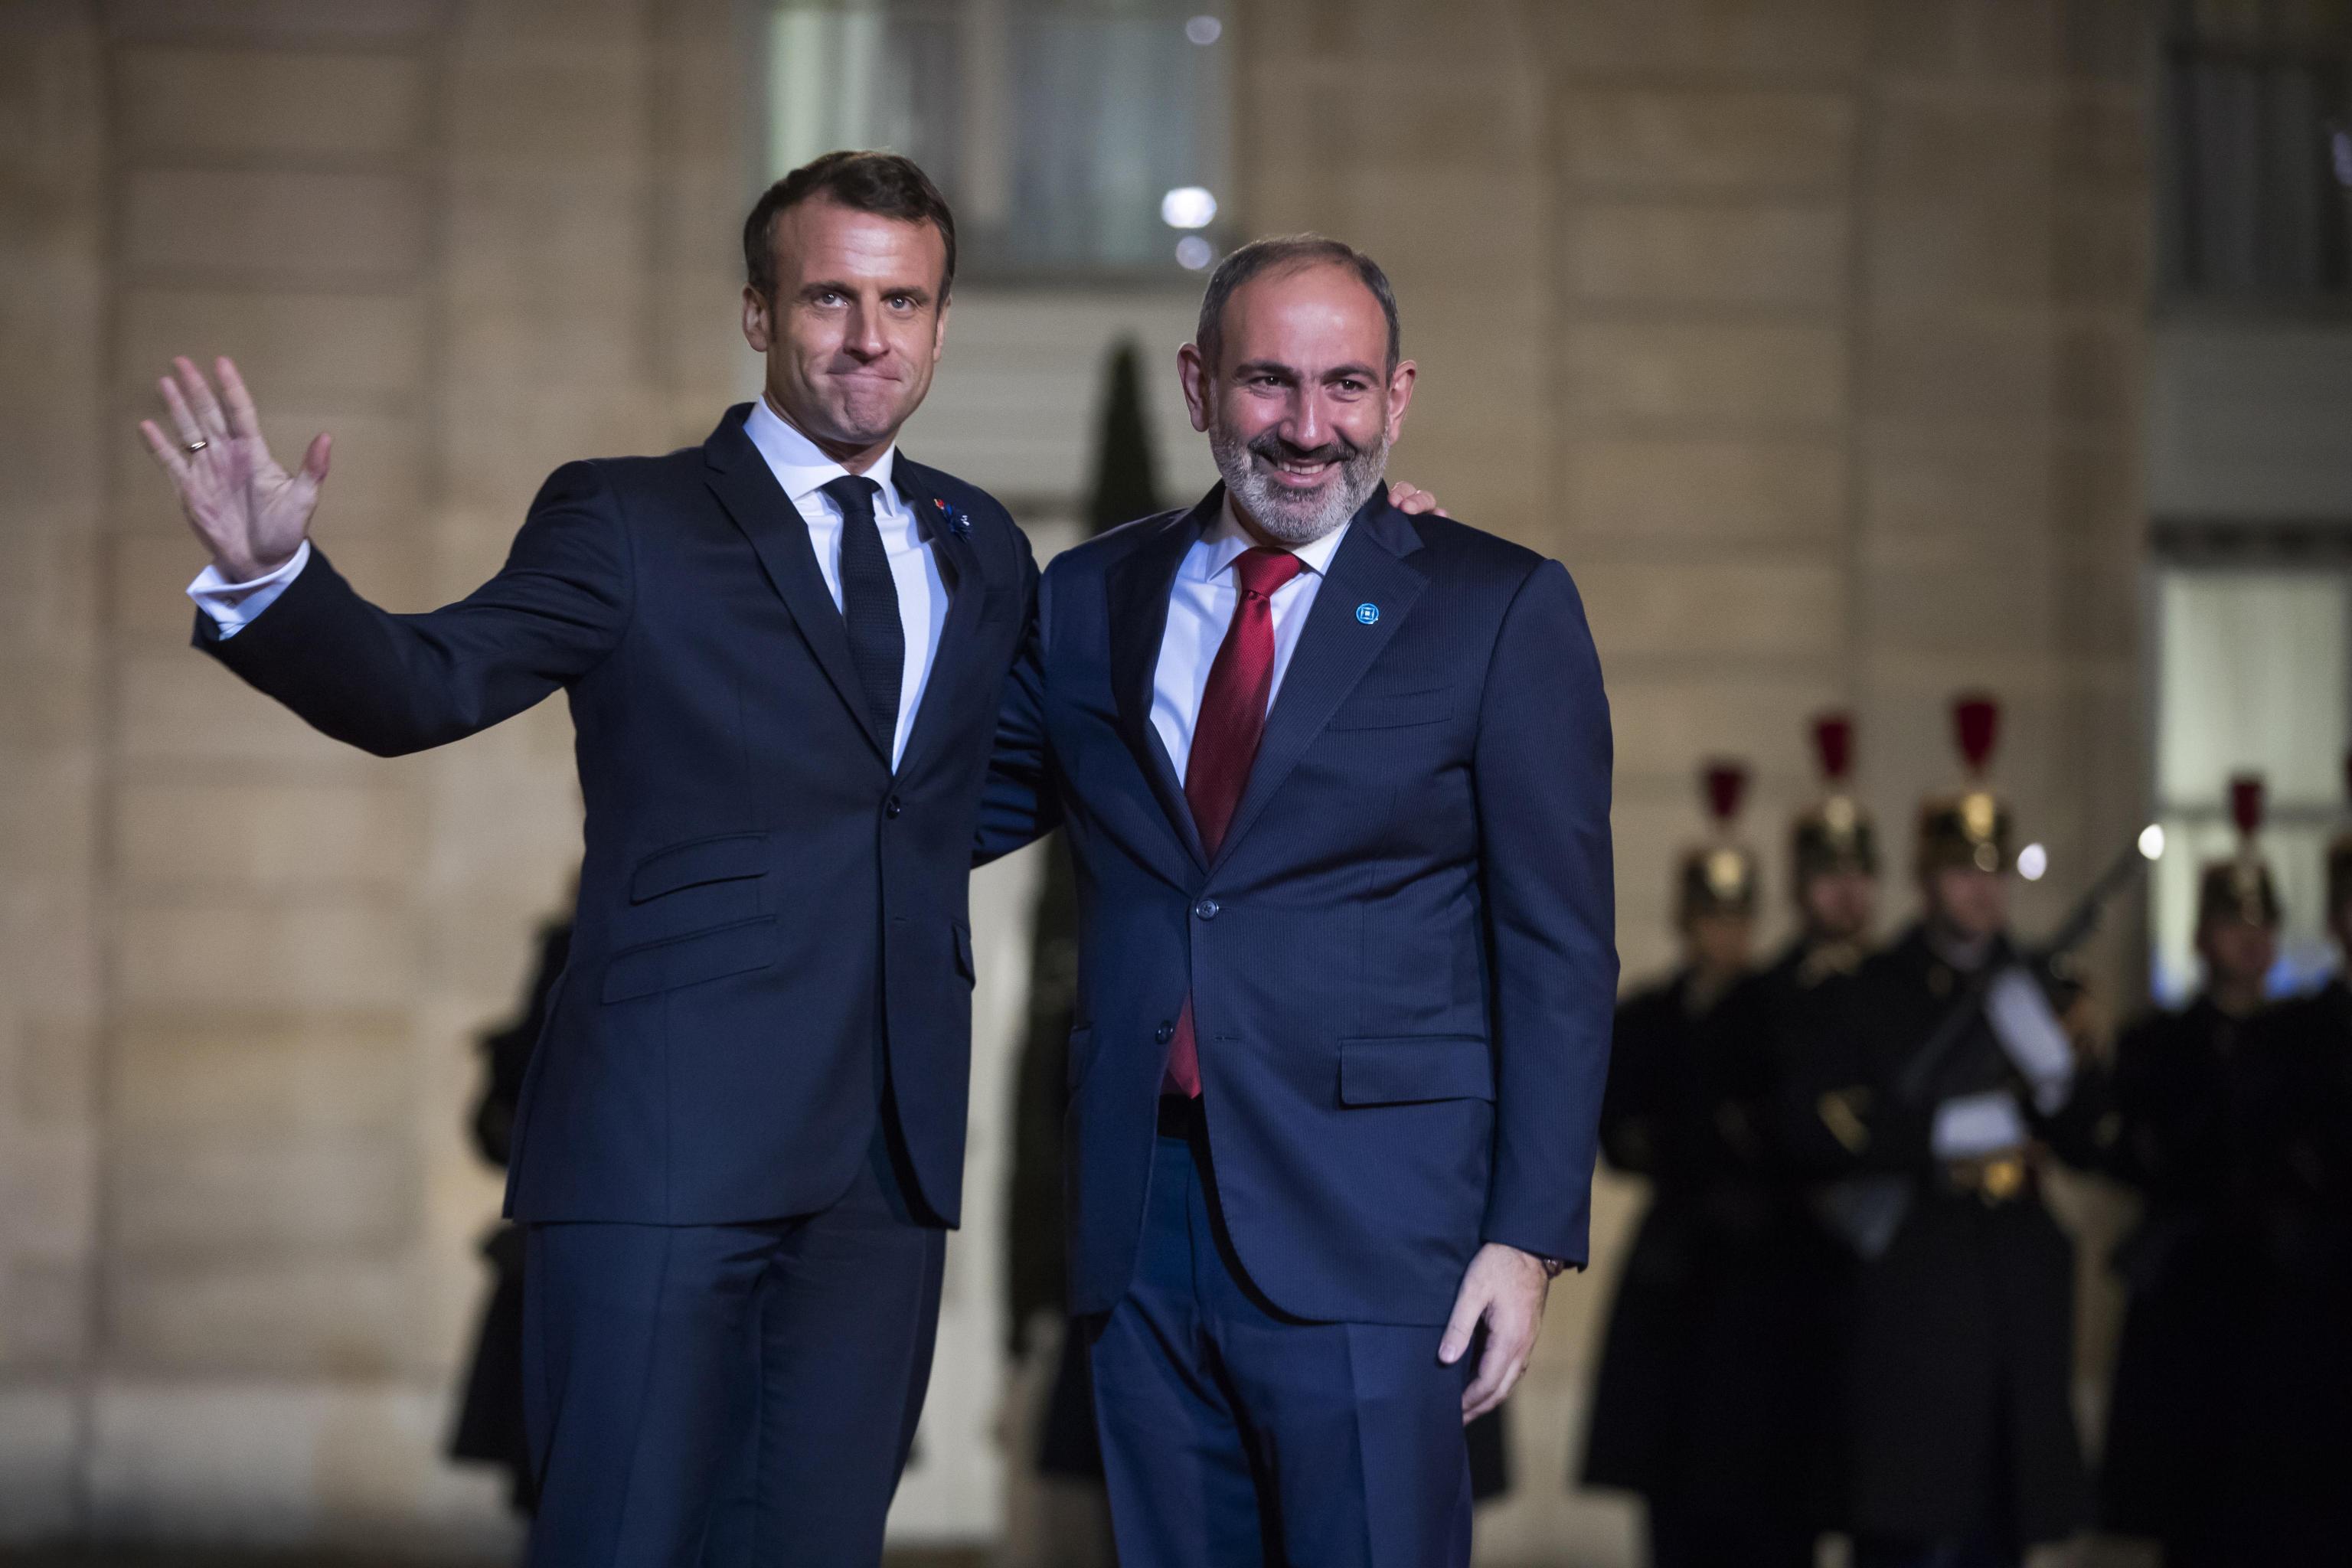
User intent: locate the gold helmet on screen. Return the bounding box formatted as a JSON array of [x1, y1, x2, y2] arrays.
[[2330, 751, 2352, 918], [1792, 711, 1877, 882], [1680, 761, 1759, 920], [1917, 693, 2012, 875], [2197, 773, 2282, 929]]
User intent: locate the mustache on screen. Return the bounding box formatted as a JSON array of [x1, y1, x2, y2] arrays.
[[1246, 430, 1367, 469]]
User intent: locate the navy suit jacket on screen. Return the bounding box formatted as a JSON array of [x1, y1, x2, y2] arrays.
[[199, 405, 1035, 1228], [978, 487, 1617, 1325]]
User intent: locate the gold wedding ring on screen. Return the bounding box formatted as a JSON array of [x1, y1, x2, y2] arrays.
[[182, 439, 208, 455]]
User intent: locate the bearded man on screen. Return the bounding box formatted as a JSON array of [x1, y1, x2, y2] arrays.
[[976, 236, 1618, 1567]]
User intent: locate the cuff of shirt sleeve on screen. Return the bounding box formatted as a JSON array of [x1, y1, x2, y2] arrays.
[[188, 540, 311, 639]]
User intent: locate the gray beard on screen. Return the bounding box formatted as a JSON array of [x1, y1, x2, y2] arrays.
[[1210, 426, 1389, 547]]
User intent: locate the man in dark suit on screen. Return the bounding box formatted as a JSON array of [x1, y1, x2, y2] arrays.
[[136, 152, 1031, 1567], [978, 237, 1618, 1566]]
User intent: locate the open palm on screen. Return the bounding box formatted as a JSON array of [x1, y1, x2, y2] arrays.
[[138, 356, 329, 582]]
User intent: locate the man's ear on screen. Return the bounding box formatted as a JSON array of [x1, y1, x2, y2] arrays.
[[932, 296, 951, 364], [1383, 358, 1419, 446], [1178, 341, 1213, 434], [742, 286, 773, 354]]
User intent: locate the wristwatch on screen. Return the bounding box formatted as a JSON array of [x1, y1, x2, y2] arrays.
[[1537, 1255, 1570, 1279]]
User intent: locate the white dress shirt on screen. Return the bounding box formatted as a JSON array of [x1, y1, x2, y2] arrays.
[[187, 395, 950, 770], [1150, 498, 1349, 786]]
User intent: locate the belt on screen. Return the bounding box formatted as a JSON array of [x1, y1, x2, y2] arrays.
[[1942, 1150, 2032, 1205], [1157, 1093, 1200, 1138]]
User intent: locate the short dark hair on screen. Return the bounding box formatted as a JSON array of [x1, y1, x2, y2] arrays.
[[1194, 235, 1401, 374], [743, 150, 957, 302]]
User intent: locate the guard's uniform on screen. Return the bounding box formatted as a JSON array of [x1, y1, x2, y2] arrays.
[[2100, 778, 2280, 1562], [1582, 765, 1819, 1568], [2227, 840, 2352, 1565], [1794, 697, 2092, 1566], [1810, 931, 2092, 1556]]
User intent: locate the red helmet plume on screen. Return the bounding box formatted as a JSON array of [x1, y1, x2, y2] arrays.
[[1812, 712, 1854, 784], [1953, 694, 1999, 776], [1704, 761, 1749, 827], [2230, 773, 2265, 840]]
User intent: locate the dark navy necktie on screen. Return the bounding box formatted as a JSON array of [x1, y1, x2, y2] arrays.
[[821, 475, 903, 758]]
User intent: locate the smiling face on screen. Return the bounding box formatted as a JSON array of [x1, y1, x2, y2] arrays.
[[742, 198, 949, 466], [1179, 261, 1416, 547]]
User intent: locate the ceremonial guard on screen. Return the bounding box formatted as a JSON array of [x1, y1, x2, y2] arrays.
[[1678, 714, 1887, 1552], [1580, 763, 1775, 1568], [1796, 696, 2092, 1568], [2227, 757, 2352, 1566], [2099, 775, 2278, 1565]]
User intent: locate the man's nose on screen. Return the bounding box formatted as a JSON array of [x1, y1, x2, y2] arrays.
[[1285, 393, 1328, 451], [842, 302, 887, 361]]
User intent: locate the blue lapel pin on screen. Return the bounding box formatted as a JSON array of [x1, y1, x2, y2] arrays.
[[1355, 602, 1380, 625], [933, 497, 969, 537]]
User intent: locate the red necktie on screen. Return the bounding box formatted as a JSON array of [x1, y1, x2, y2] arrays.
[[1165, 546, 1306, 1098]]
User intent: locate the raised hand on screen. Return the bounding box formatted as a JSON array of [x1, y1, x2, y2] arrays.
[[138, 356, 330, 582]]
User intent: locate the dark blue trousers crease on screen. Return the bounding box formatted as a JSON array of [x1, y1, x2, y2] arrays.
[[519, 1135, 945, 1568], [1089, 1131, 1474, 1568]]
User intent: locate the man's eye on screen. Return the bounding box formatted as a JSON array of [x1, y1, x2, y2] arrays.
[[1336, 380, 1367, 394], [814, 292, 843, 307]]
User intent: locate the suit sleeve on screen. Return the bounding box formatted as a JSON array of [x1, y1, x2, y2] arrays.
[[195, 460, 634, 756], [1472, 559, 1618, 1268], [974, 543, 1064, 865]]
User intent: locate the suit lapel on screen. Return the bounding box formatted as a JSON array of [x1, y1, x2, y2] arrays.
[[890, 457, 985, 778], [1107, 492, 1219, 873], [1210, 500, 1429, 874], [703, 406, 891, 765]]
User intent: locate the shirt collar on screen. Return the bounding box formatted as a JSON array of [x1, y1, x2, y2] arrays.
[[745, 394, 899, 513], [1183, 491, 1351, 584]]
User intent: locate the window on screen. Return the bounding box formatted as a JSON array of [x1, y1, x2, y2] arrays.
[[2160, 0, 2352, 302], [2149, 553, 2352, 1000], [765, 0, 1231, 283]]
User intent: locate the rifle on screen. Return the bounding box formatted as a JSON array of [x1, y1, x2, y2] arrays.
[[1815, 830, 2154, 1259], [1890, 833, 2154, 1107]]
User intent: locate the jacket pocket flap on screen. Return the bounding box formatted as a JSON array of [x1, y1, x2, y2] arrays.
[[1338, 1035, 1494, 1105], [630, 834, 769, 903], [602, 917, 776, 1004], [1325, 688, 1457, 731]]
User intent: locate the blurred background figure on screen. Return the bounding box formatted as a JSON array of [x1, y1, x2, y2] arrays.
[[1792, 697, 2101, 1568], [2223, 762, 2352, 1566], [996, 341, 1156, 1568], [449, 903, 573, 1521], [1675, 713, 1888, 1562], [2099, 776, 2279, 1566], [1579, 762, 1769, 1568]]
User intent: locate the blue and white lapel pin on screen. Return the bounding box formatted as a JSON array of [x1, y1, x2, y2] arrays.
[[933, 497, 970, 537], [1355, 602, 1380, 625]]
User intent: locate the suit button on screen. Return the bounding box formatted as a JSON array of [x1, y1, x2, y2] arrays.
[[884, 795, 903, 819], [1155, 1021, 1175, 1044], [1193, 899, 1220, 920]]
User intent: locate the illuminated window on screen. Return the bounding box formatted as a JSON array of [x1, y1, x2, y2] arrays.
[[765, 0, 1231, 282]]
